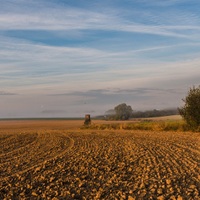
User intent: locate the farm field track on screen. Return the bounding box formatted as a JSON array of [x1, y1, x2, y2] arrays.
[[0, 120, 200, 199]]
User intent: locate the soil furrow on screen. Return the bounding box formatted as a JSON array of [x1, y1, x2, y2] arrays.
[[0, 130, 199, 199]]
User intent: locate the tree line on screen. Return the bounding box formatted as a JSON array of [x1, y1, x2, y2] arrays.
[[104, 85, 200, 130], [104, 105, 178, 120]]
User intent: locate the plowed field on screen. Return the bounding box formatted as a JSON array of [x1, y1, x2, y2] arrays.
[[0, 120, 199, 199]]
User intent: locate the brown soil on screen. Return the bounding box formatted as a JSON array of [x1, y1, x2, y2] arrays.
[[0, 120, 199, 199]]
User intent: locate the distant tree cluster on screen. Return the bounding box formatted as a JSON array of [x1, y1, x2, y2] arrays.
[[114, 103, 133, 120], [131, 109, 178, 118], [179, 85, 200, 129], [105, 103, 133, 120], [104, 104, 178, 120]]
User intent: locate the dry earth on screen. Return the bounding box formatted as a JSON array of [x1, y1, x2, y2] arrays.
[[0, 120, 199, 200]]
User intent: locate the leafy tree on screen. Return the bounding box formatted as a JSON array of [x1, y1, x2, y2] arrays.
[[178, 86, 200, 129], [114, 103, 133, 120]]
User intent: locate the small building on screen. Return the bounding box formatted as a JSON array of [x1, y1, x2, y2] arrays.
[[84, 114, 91, 125]]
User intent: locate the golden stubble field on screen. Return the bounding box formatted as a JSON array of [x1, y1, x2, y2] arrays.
[[0, 120, 199, 200]]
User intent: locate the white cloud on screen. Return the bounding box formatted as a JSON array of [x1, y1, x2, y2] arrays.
[[0, 35, 200, 93], [1, 0, 200, 40]]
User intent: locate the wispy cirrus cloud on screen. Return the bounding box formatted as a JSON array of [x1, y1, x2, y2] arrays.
[[46, 86, 187, 112], [0, 91, 17, 95], [0, 33, 200, 93], [133, 0, 199, 7], [0, 0, 200, 40]]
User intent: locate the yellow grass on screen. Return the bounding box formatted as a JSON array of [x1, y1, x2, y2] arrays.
[[133, 115, 182, 121], [83, 115, 200, 132]]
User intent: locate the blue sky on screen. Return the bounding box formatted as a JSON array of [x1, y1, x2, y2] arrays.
[[0, 0, 200, 118]]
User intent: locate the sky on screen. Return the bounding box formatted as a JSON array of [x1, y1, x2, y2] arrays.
[[0, 0, 200, 118]]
